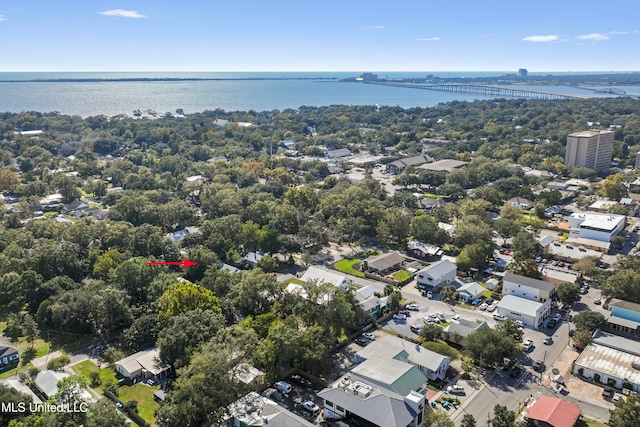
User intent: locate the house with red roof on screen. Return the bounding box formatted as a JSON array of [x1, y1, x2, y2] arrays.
[[525, 396, 581, 427]]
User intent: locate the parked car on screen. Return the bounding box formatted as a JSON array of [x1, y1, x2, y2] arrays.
[[427, 291, 433, 299], [509, 366, 522, 378], [602, 387, 614, 400], [435, 312, 445, 322], [523, 339, 533, 351], [275, 381, 292, 394], [447, 385, 465, 394], [410, 325, 421, 333], [515, 320, 524, 327], [471, 298, 483, 306], [485, 298, 494, 305], [486, 304, 496, 312], [552, 313, 562, 321], [355, 337, 369, 345], [301, 400, 320, 413], [423, 316, 436, 324], [405, 303, 419, 311], [543, 337, 553, 345], [493, 313, 506, 321], [451, 314, 461, 321], [503, 249, 511, 255], [594, 298, 601, 305], [361, 333, 374, 341], [393, 313, 407, 321], [547, 319, 557, 328], [533, 361, 545, 372], [612, 393, 624, 403], [479, 303, 489, 311]]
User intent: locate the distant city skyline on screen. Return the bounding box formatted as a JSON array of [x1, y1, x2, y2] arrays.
[[1, 0, 639, 72]]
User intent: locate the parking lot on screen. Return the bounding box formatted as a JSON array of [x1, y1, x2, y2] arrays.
[[271, 375, 326, 423]]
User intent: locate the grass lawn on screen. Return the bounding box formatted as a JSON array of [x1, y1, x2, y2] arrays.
[[392, 270, 410, 282], [118, 383, 160, 426], [71, 360, 117, 392], [334, 259, 364, 277], [281, 277, 303, 285], [482, 289, 492, 298]]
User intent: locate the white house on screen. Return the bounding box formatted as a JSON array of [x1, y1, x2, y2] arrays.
[[301, 266, 349, 290], [415, 260, 456, 293], [115, 347, 170, 381], [496, 295, 551, 328], [456, 282, 485, 302], [502, 272, 556, 303], [508, 197, 533, 210], [568, 212, 625, 242]]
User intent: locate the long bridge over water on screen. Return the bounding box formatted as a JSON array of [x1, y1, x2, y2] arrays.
[[365, 81, 591, 100]]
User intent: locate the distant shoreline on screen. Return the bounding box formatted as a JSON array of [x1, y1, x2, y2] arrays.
[[0, 77, 341, 83]]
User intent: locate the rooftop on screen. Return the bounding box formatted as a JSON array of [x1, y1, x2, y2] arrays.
[[575, 332, 640, 385], [497, 295, 547, 317], [301, 266, 347, 288], [366, 251, 406, 272], [503, 272, 555, 292], [609, 299, 640, 313], [418, 159, 468, 173], [350, 357, 427, 396], [525, 396, 581, 427], [417, 259, 456, 278]]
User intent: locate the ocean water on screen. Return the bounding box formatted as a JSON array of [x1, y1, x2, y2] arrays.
[[0, 72, 633, 117]]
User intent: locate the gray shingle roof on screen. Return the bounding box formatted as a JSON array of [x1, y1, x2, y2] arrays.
[[503, 272, 555, 292], [366, 251, 405, 272]]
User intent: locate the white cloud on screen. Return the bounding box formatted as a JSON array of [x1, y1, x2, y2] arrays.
[[363, 25, 384, 30], [576, 33, 609, 40], [607, 31, 630, 35], [417, 37, 441, 41], [522, 35, 559, 42], [98, 9, 146, 19], [0, 14, 6, 21]]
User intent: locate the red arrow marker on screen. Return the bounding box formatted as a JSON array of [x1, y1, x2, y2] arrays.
[[146, 258, 198, 269]]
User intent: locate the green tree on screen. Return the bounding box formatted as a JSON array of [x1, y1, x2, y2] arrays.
[[0, 384, 33, 426], [157, 309, 225, 369], [92, 249, 123, 280], [495, 318, 524, 342], [420, 324, 443, 341], [599, 173, 628, 201], [428, 409, 455, 427], [494, 218, 520, 244], [556, 282, 580, 305], [0, 169, 20, 192], [158, 282, 221, 322], [441, 285, 457, 304], [609, 393, 640, 427], [511, 231, 539, 262], [85, 400, 129, 427], [573, 311, 607, 333], [572, 329, 593, 349], [387, 290, 403, 311], [460, 414, 477, 427], [492, 404, 516, 427], [464, 328, 520, 367]]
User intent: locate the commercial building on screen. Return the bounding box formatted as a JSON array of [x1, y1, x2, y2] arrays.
[[567, 212, 625, 242], [224, 392, 315, 427], [564, 130, 614, 171], [418, 159, 468, 173], [386, 155, 433, 175], [573, 330, 640, 393], [502, 273, 556, 303], [415, 260, 457, 293], [496, 295, 552, 328]]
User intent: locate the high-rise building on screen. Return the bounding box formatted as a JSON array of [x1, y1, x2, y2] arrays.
[[518, 68, 528, 77], [564, 130, 614, 171]]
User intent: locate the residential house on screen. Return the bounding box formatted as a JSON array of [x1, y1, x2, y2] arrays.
[[496, 295, 551, 328], [0, 337, 19, 370], [415, 260, 456, 293], [437, 222, 456, 236], [318, 375, 426, 427], [356, 335, 450, 381], [34, 371, 70, 399], [1, 379, 42, 404], [485, 278, 499, 291], [502, 272, 556, 303], [364, 252, 406, 275], [386, 155, 433, 175], [417, 159, 468, 173], [416, 198, 445, 215], [442, 319, 489, 345], [588, 200, 618, 213], [242, 251, 264, 268], [573, 330, 640, 393], [525, 395, 581, 427], [224, 392, 315, 427], [115, 347, 171, 382], [326, 148, 352, 159], [407, 241, 442, 260], [456, 282, 485, 303], [301, 266, 349, 290], [508, 197, 533, 210]]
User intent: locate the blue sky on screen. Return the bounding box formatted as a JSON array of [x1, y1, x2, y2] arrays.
[[1, 1, 639, 72]]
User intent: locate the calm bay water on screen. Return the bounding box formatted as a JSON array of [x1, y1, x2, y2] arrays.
[[0, 72, 635, 117]]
